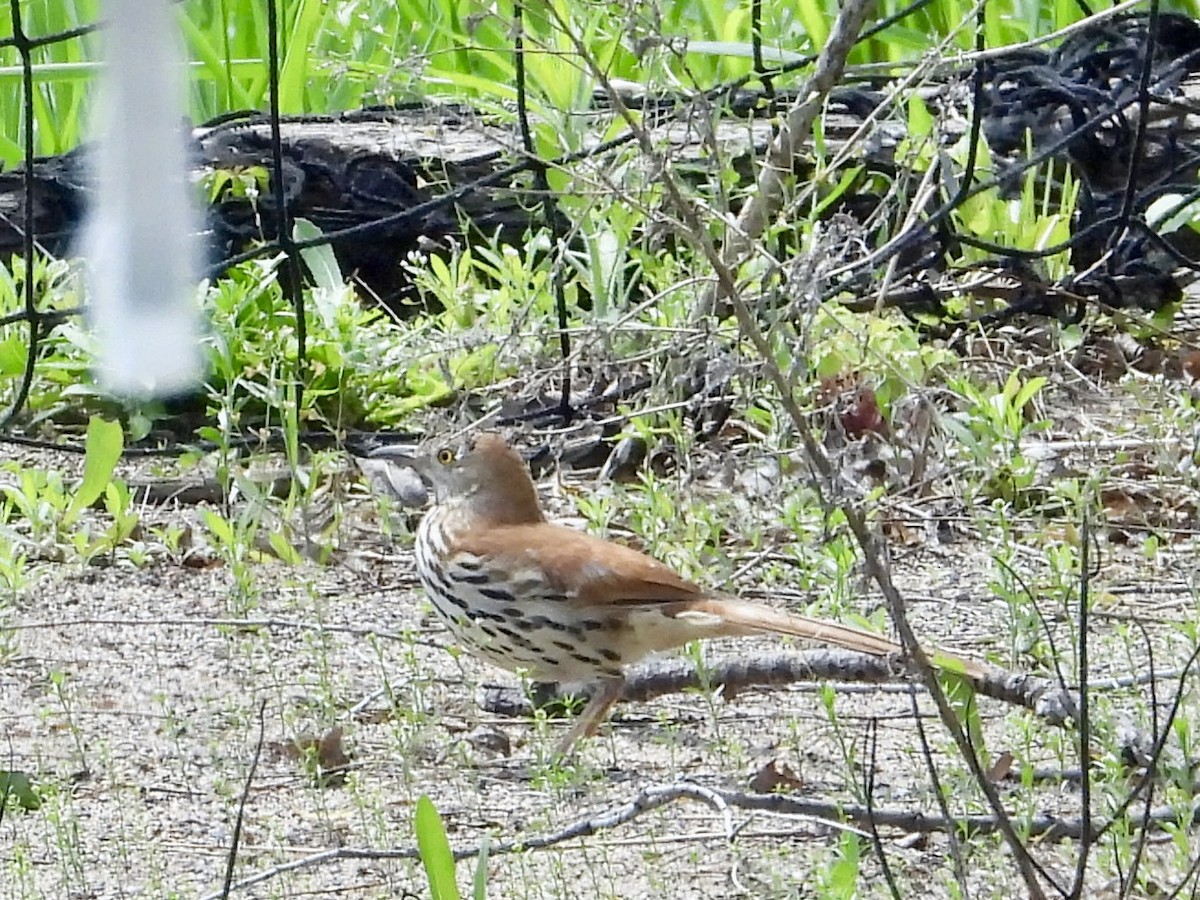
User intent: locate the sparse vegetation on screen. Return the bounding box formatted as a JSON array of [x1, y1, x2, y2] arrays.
[[2, 0, 1200, 897]]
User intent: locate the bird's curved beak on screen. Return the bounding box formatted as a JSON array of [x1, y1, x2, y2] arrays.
[[360, 443, 429, 507]]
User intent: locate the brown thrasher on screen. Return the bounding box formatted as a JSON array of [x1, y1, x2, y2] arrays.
[[371, 433, 982, 753]]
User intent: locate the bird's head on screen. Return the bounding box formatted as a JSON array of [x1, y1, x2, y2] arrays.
[[368, 432, 545, 525]]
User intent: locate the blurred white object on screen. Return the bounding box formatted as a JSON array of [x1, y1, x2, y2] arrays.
[[83, 0, 201, 397]]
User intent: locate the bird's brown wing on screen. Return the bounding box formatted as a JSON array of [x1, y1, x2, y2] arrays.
[[452, 521, 986, 677], [451, 521, 706, 604]]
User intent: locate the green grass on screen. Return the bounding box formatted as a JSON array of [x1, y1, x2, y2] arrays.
[[0, 0, 1113, 164], [3, 1, 1200, 897]]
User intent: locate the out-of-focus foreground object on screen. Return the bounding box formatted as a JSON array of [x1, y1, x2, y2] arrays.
[[83, 0, 202, 397]]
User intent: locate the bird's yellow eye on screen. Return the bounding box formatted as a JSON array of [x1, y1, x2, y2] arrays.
[[436, 448, 455, 465]]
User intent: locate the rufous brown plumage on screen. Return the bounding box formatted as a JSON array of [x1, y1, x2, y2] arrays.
[[371, 433, 982, 753]]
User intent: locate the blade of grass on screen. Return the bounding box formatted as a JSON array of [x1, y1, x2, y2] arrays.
[[415, 795, 460, 900]]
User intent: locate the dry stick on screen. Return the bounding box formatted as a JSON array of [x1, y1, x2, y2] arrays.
[[686, 0, 878, 322], [724, 254, 1050, 900], [707, 787, 1200, 839], [517, 7, 1047, 891], [219, 699, 267, 899], [202, 778, 1200, 898], [909, 686, 970, 895], [481, 651, 1081, 728], [1071, 519, 1094, 899], [863, 719, 905, 900], [660, 12, 1046, 900], [199, 782, 732, 900]]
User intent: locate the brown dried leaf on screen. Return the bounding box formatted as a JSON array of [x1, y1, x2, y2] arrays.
[[1101, 487, 1144, 524], [288, 726, 352, 787], [881, 517, 923, 547], [1181, 349, 1200, 382], [464, 725, 512, 757], [986, 750, 1014, 782], [180, 549, 222, 570], [841, 387, 887, 439], [749, 758, 805, 794]]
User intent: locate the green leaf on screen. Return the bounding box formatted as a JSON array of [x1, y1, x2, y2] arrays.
[[1008, 374, 1047, 416], [1145, 193, 1200, 233], [201, 509, 235, 547], [472, 834, 490, 900], [286, 0, 327, 110], [907, 94, 933, 138], [205, 169, 234, 204], [415, 795, 460, 900], [0, 334, 28, 378], [294, 218, 344, 295], [65, 416, 124, 526], [267, 530, 304, 565], [0, 770, 42, 811], [813, 167, 862, 219], [941, 671, 985, 755], [426, 68, 518, 103], [826, 832, 863, 897]]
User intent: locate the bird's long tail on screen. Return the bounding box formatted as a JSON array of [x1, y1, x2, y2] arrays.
[[675, 598, 986, 679]]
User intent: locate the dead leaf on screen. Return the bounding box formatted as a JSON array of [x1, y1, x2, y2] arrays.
[[1180, 348, 1200, 382], [286, 726, 352, 787], [841, 387, 887, 439], [749, 758, 805, 793], [464, 725, 511, 757], [986, 750, 1014, 782], [180, 548, 222, 569], [882, 517, 922, 547]]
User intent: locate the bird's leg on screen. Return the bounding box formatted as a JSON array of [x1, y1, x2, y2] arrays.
[[554, 675, 626, 757]]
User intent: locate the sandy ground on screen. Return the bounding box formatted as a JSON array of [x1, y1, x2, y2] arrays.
[[2, 379, 1199, 899]]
